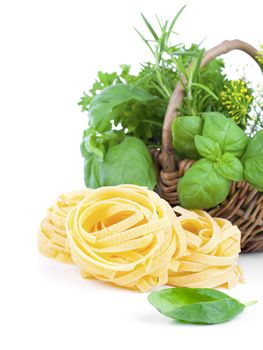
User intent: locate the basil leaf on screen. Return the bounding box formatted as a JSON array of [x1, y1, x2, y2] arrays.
[[242, 130, 263, 160], [83, 154, 103, 189], [214, 153, 244, 181], [244, 158, 263, 192], [172, 116, 203, 159], [178, 159, 230, 209], [81, 129, 126, 188], [202, 112, 249, 157], [242, 131, 263, 191], [148, 288, 247, 324], [81, 129, 125, 161], [195, 135, 221, 160], [83, 133, 105, 160], [89, 84, 156, 132], [102, 136, 157, 190]]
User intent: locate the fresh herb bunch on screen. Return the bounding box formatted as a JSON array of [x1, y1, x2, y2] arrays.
[[173, 112, 263, 209], [173, 112, 248, 209], [79, 6, 258, 191]]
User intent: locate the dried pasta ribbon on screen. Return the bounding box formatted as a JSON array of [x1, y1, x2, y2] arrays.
[[38, 186, 243, 292], [168, 207, 243, 289], [66, 184, 185, 292], [38, 189, 90, 263]]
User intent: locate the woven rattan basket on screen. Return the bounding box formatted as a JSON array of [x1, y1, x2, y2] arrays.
[[151, 39, 263, 253]]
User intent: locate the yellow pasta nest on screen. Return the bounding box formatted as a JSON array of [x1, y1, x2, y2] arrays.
[[66, 185, 186, 292], [38, 185, 243, 292], [38, 189, 90, 264], [168, 207, 243, 289]]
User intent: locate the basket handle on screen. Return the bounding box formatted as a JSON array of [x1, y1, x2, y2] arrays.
[[161, 39, 261, 173]]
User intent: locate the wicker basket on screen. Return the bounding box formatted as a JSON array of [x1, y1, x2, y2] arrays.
[[151, 39, 263, 253]]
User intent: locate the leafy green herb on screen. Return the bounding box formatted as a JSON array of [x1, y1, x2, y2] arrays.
[[88, 84, 156, 132], [172, 116, 203, 159], [202, 112, 249, 157], [82, 133, 157, 189], [83, 154, 103, 188], [80, 8, 239, 150], [81, 129, 125, 160], [148, 287, 256, 324], [194, 135, 221, 161], [242, 130, 263, 160], [81, 129, 126, 188], [244, 158, 263, 191], [191, 82, 219, 101], [178, 159, 230, 209], [79, 9, 259, 195], [214, 153, 244, 181], [176, 112, 251, 209], [102, 137, 157, 189], [81, 130, 104, 160], [194, 59, 228, 114], [242, 130, 263, 191]]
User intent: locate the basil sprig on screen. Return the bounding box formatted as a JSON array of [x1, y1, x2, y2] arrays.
[[148, 287, 256, 324], [81, 130, 157, 190], [174, 112, 254, 209]]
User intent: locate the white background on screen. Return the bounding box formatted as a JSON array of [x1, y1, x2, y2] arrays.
[[1, 0, 263, 349]]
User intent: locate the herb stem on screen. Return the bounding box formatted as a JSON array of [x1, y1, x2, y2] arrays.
[[156, 70, 171, 97], [244, 300, 257, 307], [142, 120, 163, 127]]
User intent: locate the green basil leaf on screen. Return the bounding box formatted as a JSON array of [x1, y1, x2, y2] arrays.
[[244, 157, 263, 192], [202, 112, 249, 157], [101, 130, 126, 149], [81, 128, 96, 158], [172, 116, 203, 159], [242, 131, 263, 191], [81, 129, 125, 161], [178, 159, 230, 209], [242, 130, 263, 160], [148, 288, 247, 324], [80, 140, 90, 159], [83, 154, 103, 189], [194, 135, 221, 160], [81, 129, 128, 189], [214, 153, 244, 181], [83, 133, 105, 160], [102, 136, 157, 189], [89, 84, 156, 132]]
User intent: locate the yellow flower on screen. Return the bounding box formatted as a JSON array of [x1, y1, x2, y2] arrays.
[[220, 79, 253, 126]]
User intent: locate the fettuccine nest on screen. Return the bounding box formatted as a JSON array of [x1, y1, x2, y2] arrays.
[[38, 190, 90, 264], [38, 185, 243, 291]]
